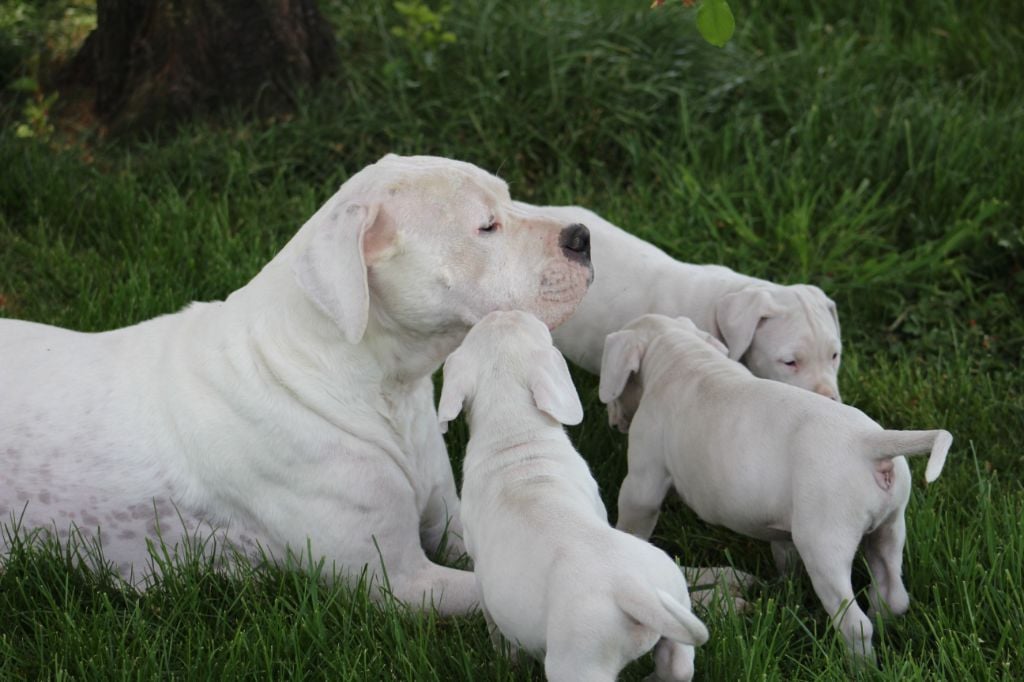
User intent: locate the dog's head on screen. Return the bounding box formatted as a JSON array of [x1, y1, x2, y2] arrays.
[[715, 284, 842, 401], [290, 155, 593, 348], [437, 310, 583, 433], [599, 315, 727, 433]]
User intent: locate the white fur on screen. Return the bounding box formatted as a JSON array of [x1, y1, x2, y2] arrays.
[[442, 311, 708, 682], [0, 154, 593, 613], [600, 314, 953, 662], [531, 204, 843, 400]]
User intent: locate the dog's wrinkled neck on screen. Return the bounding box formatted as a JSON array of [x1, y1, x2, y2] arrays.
[[235, 260, 466, 390], [364, 304, 468, 386]]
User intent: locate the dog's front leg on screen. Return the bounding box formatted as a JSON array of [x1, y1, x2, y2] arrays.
[[615, 454, 672, 540], [420, 475, 467, 562], [412, 377, 468, 561], [337, 487, 479, 617]]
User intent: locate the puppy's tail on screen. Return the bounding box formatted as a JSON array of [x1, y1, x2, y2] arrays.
[[615, 581, 709, 646], [863, 429, 953, 483]]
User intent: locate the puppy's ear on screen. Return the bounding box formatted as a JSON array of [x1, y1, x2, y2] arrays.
[[797, 284, 842, 336], [437, 348, 472, 434], [529, 348, 584, 426], [293, 201, 383, 345], [599, 330, 644, 404], [825, 294, 841, 336], [715, 287, 784, 361]]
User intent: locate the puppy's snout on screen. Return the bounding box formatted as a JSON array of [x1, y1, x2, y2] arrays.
[[559, 223, 591, 264], [815, 384, 840, 402]]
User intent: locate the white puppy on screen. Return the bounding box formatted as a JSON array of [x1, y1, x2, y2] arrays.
[[439, 311, 709, 682], [0, 154, 593, 614], [526, 203, 842, 400], [599, 314, 952, 662]]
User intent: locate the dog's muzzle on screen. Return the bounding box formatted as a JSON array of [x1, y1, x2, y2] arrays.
[[559, 223, 591, 266]]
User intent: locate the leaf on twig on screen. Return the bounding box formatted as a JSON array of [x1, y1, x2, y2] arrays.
[[697, 0, 735, 47]]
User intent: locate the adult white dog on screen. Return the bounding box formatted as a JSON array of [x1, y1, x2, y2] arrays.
[[527, 203, 842, 400], [0, 154, 593, 614], [599, 314, 952, 662], [439, 311, 708, 682]]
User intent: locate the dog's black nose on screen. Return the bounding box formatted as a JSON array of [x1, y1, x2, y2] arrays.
[[559, 223, 590, 263]]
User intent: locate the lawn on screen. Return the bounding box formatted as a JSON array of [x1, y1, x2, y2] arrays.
[[1, 0, 1022, 679]]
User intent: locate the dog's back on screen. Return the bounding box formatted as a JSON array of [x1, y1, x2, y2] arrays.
[[0, 312, 249, 582]]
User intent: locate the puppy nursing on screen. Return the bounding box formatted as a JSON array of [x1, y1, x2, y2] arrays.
[[440, 311, 708, 682], [531, 203, 842, 400], [600, 314, 952, 662]]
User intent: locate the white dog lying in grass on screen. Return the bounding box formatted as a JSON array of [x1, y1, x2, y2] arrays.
[[529, 203, 842, 400], [439, 311, 709, 682], [599, 314, 952, 663], [0, 154, 594, 612]]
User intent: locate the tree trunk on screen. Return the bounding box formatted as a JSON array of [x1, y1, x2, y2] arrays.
[[61, 0, 337, 133]]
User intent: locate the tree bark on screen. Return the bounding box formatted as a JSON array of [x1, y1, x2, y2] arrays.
[[60, 0, 337, 133]]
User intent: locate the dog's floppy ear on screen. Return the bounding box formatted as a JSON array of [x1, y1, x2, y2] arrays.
[[715, 287, 784, 361], [293, 201, 381, 345], [796, 284, 841, 336], [529, 347, 584, 426], [824, 292, 841, 336], [437, 348, 472, 434], [599, 329, 644, 404]]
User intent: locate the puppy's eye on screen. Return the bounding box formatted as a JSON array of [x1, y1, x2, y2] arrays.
[[479, 219, 499, 234], [782, 359, 798, 368], [832, 352, 839, 361]]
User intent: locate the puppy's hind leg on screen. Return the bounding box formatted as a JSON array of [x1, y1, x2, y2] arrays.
[[544, 648, 618, 682], [544, 607, 620, 682], [793, 528, 876, 664], [482, 603, 521, 664], [616, 457, 672, 540], [647, 638, 695, 682], [864, 512, 910, 619]]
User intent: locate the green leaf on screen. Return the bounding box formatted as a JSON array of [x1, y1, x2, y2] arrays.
[[697, 0, 735, 47], [8, 76, 38, 93]]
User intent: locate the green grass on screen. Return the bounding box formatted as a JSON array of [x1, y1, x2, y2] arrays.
[[1, 0, 1023, 678]]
